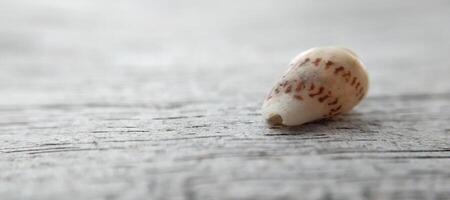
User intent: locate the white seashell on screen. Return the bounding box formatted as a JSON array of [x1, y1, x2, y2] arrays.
[[262, 47, 369, 126]]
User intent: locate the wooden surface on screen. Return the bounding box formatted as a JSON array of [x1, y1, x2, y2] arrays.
[[1, 0, 450, 199]]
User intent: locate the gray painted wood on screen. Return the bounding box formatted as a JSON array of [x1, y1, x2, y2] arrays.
[[1, 0, 450, 199]]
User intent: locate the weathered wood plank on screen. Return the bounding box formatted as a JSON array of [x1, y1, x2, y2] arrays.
[[1, 0, 450, 200]]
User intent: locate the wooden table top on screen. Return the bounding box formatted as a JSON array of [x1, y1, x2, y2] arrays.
[[1, 0, 449, 199]]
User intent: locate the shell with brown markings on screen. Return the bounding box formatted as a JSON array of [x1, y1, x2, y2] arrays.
[[262, 47, 369, 126]]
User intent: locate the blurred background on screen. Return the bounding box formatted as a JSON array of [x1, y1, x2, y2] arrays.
[[1, 0, 449, 106]]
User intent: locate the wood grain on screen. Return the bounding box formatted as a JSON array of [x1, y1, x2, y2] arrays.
[[1, 0, 450, 199]]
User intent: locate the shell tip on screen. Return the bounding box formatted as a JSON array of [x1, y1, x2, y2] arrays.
[[266, 114, 283, 126]]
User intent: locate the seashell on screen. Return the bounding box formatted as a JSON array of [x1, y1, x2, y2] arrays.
[[262, 47, 369, 126]]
